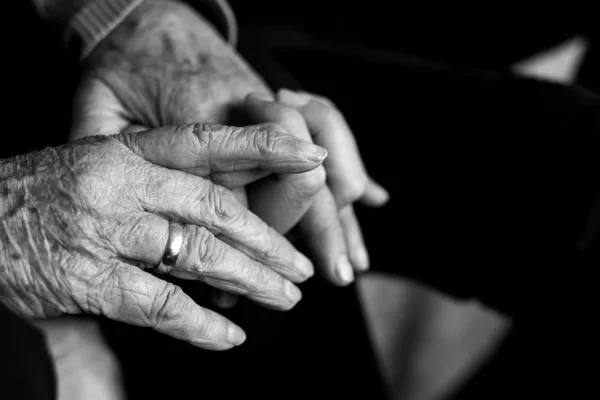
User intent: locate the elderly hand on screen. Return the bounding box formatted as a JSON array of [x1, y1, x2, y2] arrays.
[[67, 0, 387, 288], [243, 91, 389, 286], [0, 123, 326, 349], [70, 0, 267, 139], [68, 0, 266, 232]]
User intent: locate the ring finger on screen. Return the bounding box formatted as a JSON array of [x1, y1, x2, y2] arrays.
[[117, 213, 303, 310]]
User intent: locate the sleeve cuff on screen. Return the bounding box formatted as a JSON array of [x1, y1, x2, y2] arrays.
[[64, 0, 238, 61], [64, 0, 145, 59]]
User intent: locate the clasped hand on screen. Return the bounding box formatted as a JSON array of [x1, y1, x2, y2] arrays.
[[0, 0, 390, 351], [0, 123, 325, 349]]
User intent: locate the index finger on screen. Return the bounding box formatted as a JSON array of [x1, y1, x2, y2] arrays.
[[137, 167, 315, 281], [116, 122, 327, 178]]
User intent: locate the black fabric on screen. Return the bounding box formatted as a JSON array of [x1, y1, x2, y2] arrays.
[[234, 23, 600, 398], [231, 1, 598, 69], [0, 304, 56, 400], [99, 278, 390, 400]]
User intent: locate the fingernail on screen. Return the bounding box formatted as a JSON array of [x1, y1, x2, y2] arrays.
[[227, 324, 247, 346], [285, 281, 302, 303], [336, 255, 354, 284], [278, 88, 310, 107], [248, 91, 274, 102], [355, 248, 370, 271], [298, 140, 327, 162]]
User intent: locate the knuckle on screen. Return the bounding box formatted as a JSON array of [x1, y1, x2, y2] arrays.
[[195, 122, 283, 160], [151, 283, 182, 328], [202, 182, 239, 227], [178, 123, 204, 154], [246, 266, 270, 293], [193, 122, 226, 149], [255, 266, 273, 289], [191, 123, 211, 148], [193, 122, 248, 153], [249, 128, 285, 156], [190, 226, 224, 275]]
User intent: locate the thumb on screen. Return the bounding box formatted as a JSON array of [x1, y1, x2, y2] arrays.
[[70, 77, 131, 142]]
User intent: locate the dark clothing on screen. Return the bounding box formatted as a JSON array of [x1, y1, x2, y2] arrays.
[[0, 305, 56, 400], [2, 4, 599, 399]]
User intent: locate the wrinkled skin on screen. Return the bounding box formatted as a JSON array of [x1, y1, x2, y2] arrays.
[[0, 137, 141, 319], [71, 0, 267, 137], [1, 123, 326, 349], [70, 0, 389, 288]]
